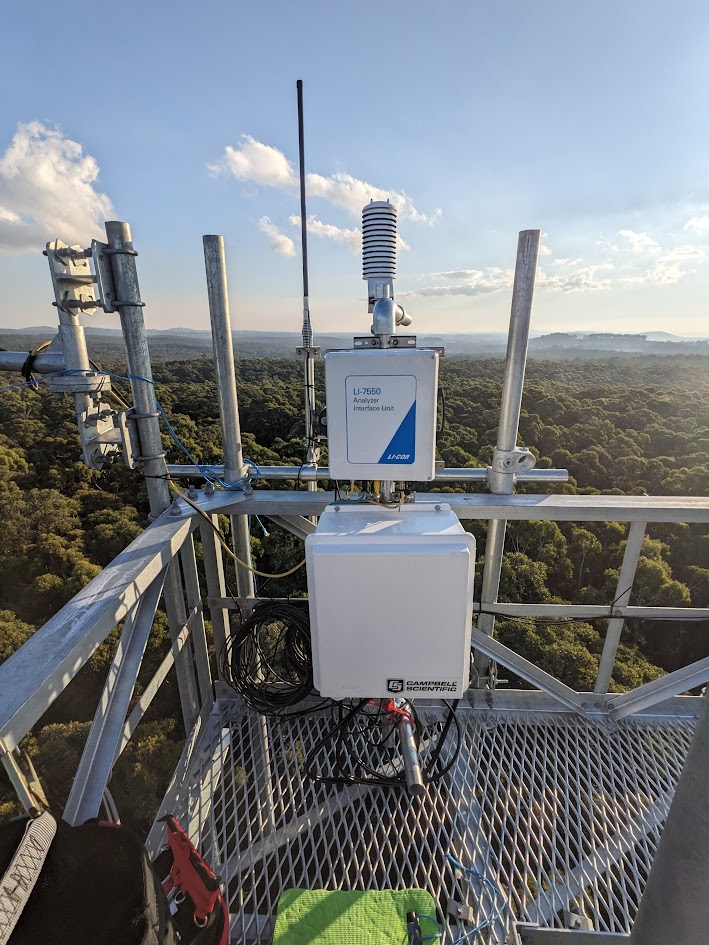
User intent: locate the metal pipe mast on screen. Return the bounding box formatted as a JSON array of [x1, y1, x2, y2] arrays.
[[203, 234, 255, 598], [105, 221, 199, 729], [474, 230, 540, 687]]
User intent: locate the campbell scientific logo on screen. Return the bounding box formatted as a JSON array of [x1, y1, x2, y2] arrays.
[[387, 679, 404, 693]]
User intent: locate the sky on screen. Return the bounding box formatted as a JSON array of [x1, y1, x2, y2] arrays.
[[1, 0, 709, 337]]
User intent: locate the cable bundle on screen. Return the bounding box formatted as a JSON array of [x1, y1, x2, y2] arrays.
[[219, 601, 462, 790], [220, 601, 317, 715], [302, 699, 462, 788]]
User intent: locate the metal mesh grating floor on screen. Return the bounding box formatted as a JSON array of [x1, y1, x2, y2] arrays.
[[150, 698, 696, 943]]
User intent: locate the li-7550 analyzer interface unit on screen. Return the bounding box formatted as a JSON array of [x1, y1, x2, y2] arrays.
[[324, 348, 439, 482]]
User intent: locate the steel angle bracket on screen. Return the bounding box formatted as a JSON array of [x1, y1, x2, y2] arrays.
[[46, 240, 100, 315], [117, 408, 142, 470], [296, 346, 321, 358], [91, 240, 119, 313], [352, 335, 445, 355]]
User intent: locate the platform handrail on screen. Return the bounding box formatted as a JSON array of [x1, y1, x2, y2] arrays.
[[1, 488, 707, 818]]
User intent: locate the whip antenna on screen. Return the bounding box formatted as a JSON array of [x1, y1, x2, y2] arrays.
[[296, 80, 319, 485], [297, 79, 312, 348]]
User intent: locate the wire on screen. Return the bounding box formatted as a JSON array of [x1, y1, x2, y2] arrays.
[[21, 341, 52, 390], [220, 600, 328, 716], [168, 480, 306, 579], [155, 399, 258, 490], [437, 386, 446, 435], [331, 482, 370, 504], [88, 358, 132, 410], [302, 698, 462, 789], [445, 853, 506, 943], [417, 914, 442, 942], [60, 369, 259, 490], [0, 375, 54, 394]]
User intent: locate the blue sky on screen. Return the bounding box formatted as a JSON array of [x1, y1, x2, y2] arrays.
[[1, 0, 708, 337]]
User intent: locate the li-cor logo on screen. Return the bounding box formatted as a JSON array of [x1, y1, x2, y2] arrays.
[[386, 453, 411, 460]]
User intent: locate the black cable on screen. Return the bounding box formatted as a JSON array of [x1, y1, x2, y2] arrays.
[[218, 592, 463, 787], [21, 349, 38, 388], [302, 698, 462, 788], [220, 600, 328, 716], [437, 386, 446, 435]]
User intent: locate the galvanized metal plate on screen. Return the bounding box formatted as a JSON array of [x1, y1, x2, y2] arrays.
[[151, 698, 694, 944]]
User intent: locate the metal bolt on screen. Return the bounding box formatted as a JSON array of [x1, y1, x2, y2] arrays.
[[435, 504, 441, 511], [334, 505, 340, 511], [187, 484, 198, 499]]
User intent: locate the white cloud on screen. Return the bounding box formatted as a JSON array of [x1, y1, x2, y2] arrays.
[[209, 135, 297, 190], [538, 263, 615, 293], [0, 121, 114, 253], [617, 229, 661, 253], [430, 269, 485, 280], [646, 260, 688, 285], [412, 261, 620, 298], [306, 171, 439, 223], [290, 214, 361, 253], [684, 215, 709, 234], [289, 213, 410, 255], [658, 244, 706, 262], [552, 257, 584, 267], [539, 231, 551, 256], [210, 135, 439, 223], [257, 216, 295, 256], [404, 283, 503, 298], [406, 232, 706, 300], [404, 267, 513, 298]]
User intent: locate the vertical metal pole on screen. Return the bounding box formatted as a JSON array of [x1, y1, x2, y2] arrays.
[[474, 230, 540, 686], [202, 235, 255, 599], [489, 229, 541, 489], [629, 692, 709, 944], [180, 534, 213, 707], [105, 222, 170, 514], [474, 517, 508, 676], [594, 521, 646, 693], [56, 307, 95, 462], [200, 519, 231, 670], [105, 221, 199, 730]]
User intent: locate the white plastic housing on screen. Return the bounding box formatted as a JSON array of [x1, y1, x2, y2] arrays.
[[325, 348, 439, 481], [306, 504, 475, 699]]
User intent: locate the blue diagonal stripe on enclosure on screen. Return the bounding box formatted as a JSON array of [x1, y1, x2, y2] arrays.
[[379, 401, 416, 464]]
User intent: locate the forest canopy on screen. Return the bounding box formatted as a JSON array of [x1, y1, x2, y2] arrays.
[[0, 352, 707, 830]]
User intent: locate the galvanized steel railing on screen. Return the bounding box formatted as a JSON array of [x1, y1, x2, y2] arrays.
[[0, 486, 707, 828]]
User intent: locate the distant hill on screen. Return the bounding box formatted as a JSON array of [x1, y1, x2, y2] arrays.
[[529, 332, 709, 357], [0, 327, 707, 362]]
